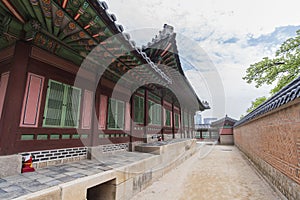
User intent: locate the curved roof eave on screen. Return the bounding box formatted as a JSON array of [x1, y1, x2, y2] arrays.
[[142, 24, 210, 111]]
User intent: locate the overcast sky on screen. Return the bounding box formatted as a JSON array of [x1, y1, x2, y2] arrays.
[[106, 0, 300, 119]]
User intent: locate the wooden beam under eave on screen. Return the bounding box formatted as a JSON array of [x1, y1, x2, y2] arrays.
[[2, 0, 25, 23], [30, 46, 96, 82], [161, 43, 172, 57], [0, 45, 15, 62]]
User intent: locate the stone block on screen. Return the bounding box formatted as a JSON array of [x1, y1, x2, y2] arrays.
[[134, 145, 161, 155], [14, 186, 61, 200], [60, 170, 116, 200], [220, 135, 234, 145], [0, 154, 22, 178], [116, 178, 134, 200]]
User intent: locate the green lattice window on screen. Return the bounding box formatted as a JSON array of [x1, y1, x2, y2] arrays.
[[148, 100, 161, 125], [165, 109, 171, 126], [184, 112, 188, 127], [134, 95, 144, 124], [107, 98, 125, 130], [189, 114, 193, 127], [43, 80, 81, 128], [175, 113, 179, 128]]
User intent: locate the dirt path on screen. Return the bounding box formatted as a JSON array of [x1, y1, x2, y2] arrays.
[[131, 144, 283, 200]]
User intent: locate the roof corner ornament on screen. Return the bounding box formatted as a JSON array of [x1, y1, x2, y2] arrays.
[[163, 24, 174, 35], [202, 101, 210, 109], [98, 1, 108, 10]]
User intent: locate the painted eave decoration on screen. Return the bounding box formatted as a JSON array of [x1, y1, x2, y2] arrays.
[[0, 0, 172, 85], [0, 0, 208, 111]]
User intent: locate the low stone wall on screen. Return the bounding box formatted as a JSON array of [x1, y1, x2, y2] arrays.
[[18, 139, 197, 200], [163, 134, 174, 140], [234, 99, 300, 200], [220, 135, 234, 145]]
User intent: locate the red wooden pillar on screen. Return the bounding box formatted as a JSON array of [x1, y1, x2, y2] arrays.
[[172, 103, 175, 139], [161, 92, 164, 141], [129, 95, 133, 143], [179, 109, 183, 138], [187, 110, 190, 138], [0, 41, 30, 155]]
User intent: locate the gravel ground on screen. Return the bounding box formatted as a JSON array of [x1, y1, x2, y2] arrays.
[[131, 144, 284, 200]]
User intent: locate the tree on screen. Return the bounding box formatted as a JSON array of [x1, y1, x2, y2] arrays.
[[243, 30, 300, 95], [246, 96, 267, 113]]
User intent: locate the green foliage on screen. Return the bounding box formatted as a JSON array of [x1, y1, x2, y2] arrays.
[[246, 96, 267, 113], [243, 30, 300, 95]]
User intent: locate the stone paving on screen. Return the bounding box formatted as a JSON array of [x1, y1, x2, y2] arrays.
[[0, 151, 153, 199], [132, 144, 285, 200], [0, 143, 287, 200]]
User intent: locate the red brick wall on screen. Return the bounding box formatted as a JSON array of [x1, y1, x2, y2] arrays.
[[234, 99, 300, 184]]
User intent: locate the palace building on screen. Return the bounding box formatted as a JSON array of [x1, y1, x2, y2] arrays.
[[0, 0, 209, 167]]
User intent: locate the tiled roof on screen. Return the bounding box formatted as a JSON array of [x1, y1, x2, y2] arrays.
[[211, 115, 237, 127], [142, 24, 210, 111]]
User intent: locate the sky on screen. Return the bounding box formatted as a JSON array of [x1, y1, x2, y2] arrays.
[[105, 0, 300, 120]]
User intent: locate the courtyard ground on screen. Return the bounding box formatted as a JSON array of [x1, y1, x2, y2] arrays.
[[131, 143, 285, 200]]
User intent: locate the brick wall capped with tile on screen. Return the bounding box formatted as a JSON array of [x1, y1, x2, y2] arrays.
[[234, 100, 300, 199]]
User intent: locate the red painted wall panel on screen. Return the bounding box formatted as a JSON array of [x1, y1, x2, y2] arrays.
[[219, 128, 233, 135], [81, 90, 93, 129], [20, 73, 44, 127], [0, 72, 9, 119], [125, 101, 131, 131], [99, 95, 107, 130]]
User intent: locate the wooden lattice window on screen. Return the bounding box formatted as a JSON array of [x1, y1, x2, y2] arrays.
[[148, 100, 161, 125], [165, 109, 171, 127], [175, 113, 179, 128], [184, 111, 188, 127], [43, 80, 81, 128], [107, 98, 125, 130], [189, 113, 193, 127], [134, 95, 144, 124]]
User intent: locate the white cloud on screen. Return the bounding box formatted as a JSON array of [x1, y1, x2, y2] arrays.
[[106, 0, 300, 119]]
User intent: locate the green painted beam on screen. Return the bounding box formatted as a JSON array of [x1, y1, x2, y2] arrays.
[[0, 2, 9, 13], [30, 1, 47, 28], [55, 46, 83, 65], [1, 15, 23, 39], [20, 0, 36, 18]]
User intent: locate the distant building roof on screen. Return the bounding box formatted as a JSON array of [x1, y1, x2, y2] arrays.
[[211, 115, 237, 127]]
